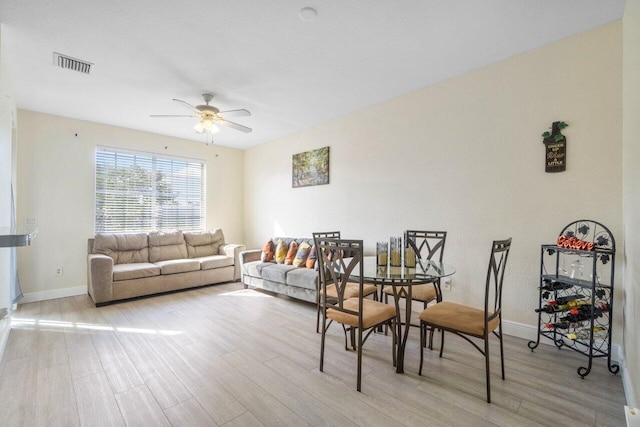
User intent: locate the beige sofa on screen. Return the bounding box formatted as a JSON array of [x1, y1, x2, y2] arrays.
[[87, 229, 244, 306]]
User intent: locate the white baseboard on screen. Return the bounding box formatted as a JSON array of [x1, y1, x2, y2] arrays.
[[502, 320, 539, 343], [20, 285, 87, 304], [0, 315, 11, 364], [621, 349, 638, 407]]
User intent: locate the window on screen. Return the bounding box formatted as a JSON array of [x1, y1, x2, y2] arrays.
[[95, 146, 205, 233]]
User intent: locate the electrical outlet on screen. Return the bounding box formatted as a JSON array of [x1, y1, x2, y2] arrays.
[[442, 278, 452, 291], [55, 267, 63, 276]]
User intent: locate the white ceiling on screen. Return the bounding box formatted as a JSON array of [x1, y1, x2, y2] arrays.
[[0, 1, 625, 150]]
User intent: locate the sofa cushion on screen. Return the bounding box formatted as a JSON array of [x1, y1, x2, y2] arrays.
[[113, 263, 160, 281], [154, 259, 201, 275], [94, 233, 149, 264], [261, 240, 275, 262], [255, 262, 276, 275], [242, 261, 271, 278], [284, 241, 298, 265], [260, 264, 297, 283], [197, 255, 234, 270], [149, 231, 188, 262], [293, 242, 311, 267], [184, 229, 225, 258], [285, 268, 318, 291], [306, 245, 317, 269], [274, 239, 287, 264]]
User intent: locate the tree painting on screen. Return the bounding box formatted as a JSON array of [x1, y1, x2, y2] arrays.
[[292, 146, 330, 188]]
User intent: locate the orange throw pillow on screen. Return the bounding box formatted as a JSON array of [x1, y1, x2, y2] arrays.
[[284, 241, 298, 265], [261, 240, 275, 262], [306, 244, 317, 269], [275, 239, 288, 264]]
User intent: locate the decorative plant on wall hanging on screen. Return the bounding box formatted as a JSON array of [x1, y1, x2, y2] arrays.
[[541, 121, 568, 173]]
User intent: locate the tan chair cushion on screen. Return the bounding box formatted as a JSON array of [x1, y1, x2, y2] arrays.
[[327, 298, 396, 329], [418, 301, 499, 337], [321, 283, 378, 300], [383, 283, 436, 302]]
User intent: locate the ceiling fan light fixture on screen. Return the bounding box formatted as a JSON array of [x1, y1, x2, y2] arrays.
[[194, 117, 220, 135], [207, 123, 220, 134]]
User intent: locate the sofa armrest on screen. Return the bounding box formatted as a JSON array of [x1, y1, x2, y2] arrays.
[[239, 249, 261, 265], [87, 254, 114, 305], [219, 244, 246, 281]]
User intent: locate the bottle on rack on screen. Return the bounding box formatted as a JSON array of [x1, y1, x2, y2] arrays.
[[545, 321, 572, 329], [535, 299, 588, 313], [566, 326, 607, 340], [547, 294, 587, 305], [559, 311, 599, 323]]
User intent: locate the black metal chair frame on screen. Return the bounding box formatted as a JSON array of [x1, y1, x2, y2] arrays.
[[313, 231, 341, 334], [418, 238, 512, 403], [382, 230, 447, 346], [318, 238, 397, 392]]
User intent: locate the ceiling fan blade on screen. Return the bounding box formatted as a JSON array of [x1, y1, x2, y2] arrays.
[[150, 114, 197, 118], [172, 98, 198, 112], [219, 109, 251, 118], [217, 119, 252, 133]]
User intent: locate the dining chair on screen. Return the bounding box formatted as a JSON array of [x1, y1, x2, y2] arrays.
[[418, 238, 512, 403], [317, 237, 397, 392], [382, 230, 447, 346], [313, 231, 377, 334]]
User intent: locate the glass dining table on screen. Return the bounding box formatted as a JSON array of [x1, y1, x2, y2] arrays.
[[352, 256, 456, 373]]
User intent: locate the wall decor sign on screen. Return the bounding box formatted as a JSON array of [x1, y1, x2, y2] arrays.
[[541, 121, 568, 173], [292, 146, 329, 188]]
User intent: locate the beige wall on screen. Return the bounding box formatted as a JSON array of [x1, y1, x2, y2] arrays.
[[623, 0, 640, 407], [244, 23, 623, 342], [16, 111, 244, 297]]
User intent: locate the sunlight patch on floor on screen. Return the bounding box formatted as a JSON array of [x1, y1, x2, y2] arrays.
[[219, 289, 274, 298], [11, 317, 183, 335]]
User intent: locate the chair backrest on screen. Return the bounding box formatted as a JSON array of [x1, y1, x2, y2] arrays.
[[312, 231, 341, 247], [485, 238, 512, 324], [317, 238, 364, 322], [405, 230, 447, 262]]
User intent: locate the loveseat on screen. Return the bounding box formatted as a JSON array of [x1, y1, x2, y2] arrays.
[[87, 229, 244, 306], [239, 237, 319, 303]]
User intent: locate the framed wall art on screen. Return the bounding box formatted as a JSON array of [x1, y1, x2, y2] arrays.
[[292, 146, 330, 188]]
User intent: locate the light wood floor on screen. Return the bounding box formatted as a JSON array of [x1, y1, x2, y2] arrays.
[[0, 282, 627, 426]]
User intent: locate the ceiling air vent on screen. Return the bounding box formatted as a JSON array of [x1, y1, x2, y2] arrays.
[[53, 52, 94, 74]]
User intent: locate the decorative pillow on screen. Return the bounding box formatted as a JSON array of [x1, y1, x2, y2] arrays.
[[306, 244, 317, 269], [284, 241, 298, 265], [184, 229, 225, 258], [274, 239, 287, 264], [293, 242, 311, 267], [149, 231, 188, 262], [261, 240, 275, 262]]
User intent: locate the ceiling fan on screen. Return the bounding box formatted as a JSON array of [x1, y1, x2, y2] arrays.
[[151, 93, 252, 135]]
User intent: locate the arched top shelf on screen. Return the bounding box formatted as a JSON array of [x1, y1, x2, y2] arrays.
[[558, 219, 615, 253]]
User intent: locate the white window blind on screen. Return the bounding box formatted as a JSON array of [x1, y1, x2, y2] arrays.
[[95, 147, 206, 233]]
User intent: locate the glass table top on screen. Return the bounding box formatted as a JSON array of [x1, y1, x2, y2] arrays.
[[357, 256, 455, 282]]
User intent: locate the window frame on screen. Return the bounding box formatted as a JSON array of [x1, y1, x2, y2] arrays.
[[94, 146, 206, 234]]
